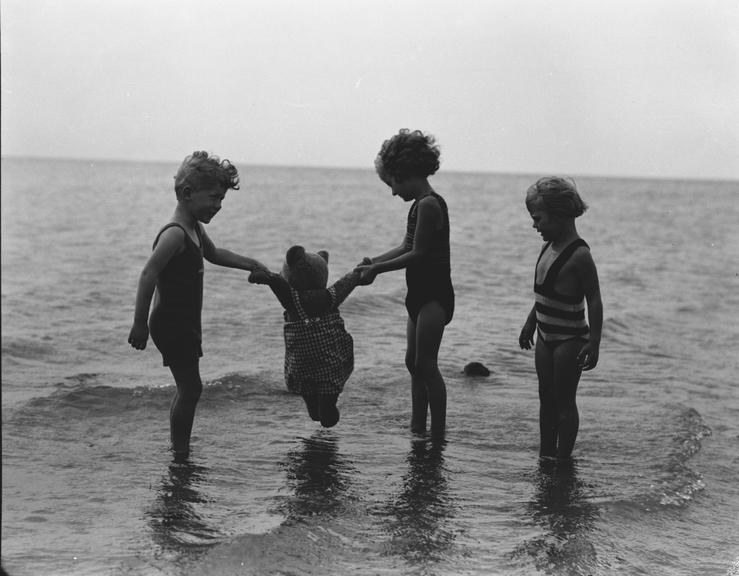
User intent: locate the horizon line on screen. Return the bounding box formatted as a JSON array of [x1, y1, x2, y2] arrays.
[[2, 153, 737, 184]]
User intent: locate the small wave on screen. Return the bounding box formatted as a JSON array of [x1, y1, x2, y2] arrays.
[[5, 371, 285, 426], [650, 407, 712, 509], [342, 291, 404, 316], [1, 337, 57, 360]]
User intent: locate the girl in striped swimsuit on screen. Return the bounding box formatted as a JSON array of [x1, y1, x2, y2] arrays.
[[519, 177, 603, 460]]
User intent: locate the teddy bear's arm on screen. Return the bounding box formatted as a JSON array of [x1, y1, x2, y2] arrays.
[[250, 271, 294, 311], [330, 270, 362, 308]]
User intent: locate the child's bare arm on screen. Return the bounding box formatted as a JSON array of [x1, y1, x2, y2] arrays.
[[201, 228, 267, 272], [358, 197, 440, 277], [575, 251, 602, 370], [519, 305, 537, 350], [128, 228, 183, 350], [367, 242, 409, 264]]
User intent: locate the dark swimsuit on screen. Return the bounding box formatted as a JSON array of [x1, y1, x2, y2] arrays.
[[149, 223, 204, 367], [404, 191, 454, 324]]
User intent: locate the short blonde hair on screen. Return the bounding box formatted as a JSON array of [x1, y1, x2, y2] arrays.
[[525, 176, 587, 218]]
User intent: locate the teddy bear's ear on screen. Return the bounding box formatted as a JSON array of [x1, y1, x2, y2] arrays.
[[317, 250, 329, 263], [286, 245, 305, 266]]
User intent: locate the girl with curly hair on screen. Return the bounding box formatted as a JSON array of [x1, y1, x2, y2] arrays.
[[356, 129, 454, 439]]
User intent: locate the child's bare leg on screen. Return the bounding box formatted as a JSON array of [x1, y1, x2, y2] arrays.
[[552, 340, 583, 459], [535, 339, 558, 458], [406, 317, 428, 433], [168, 362, 203, 455], [415, 302, 447, 439], [318, 394, 340, 428], [302, 395, 321, 421]]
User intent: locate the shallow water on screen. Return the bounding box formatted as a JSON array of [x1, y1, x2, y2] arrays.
[[2, 158, 738, 575]]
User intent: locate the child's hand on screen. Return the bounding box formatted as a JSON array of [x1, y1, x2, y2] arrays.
[[128, 323, 149, 350], [354, 264, 377, 286], [577, 342, 599, 370], [248, 269, 271, 284], [518, 321, 536, 350]]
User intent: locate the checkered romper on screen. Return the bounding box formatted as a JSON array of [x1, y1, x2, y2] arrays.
[[283, 287, 354, 395]]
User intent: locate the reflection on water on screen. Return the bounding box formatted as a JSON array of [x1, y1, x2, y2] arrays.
[[518, 459, 600, 575], [146, 453, 221, 557], [278, 431, 355, 521], [385, 438, 455, 571]]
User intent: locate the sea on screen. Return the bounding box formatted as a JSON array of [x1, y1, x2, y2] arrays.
[[2, 157, 738, 576]]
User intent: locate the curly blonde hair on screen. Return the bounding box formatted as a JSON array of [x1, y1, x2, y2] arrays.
[[174, 151, 240, 197]]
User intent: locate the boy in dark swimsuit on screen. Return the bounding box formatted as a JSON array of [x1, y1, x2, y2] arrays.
[[519, 176, 603, 460], [128, 151, 267, 456], [356, 129, 454, 439]]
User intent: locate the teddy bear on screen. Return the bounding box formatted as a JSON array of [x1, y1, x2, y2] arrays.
[[249, 245, 362, 427]]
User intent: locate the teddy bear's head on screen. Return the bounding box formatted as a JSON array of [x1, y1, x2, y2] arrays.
[[281, 245, 329, 291]]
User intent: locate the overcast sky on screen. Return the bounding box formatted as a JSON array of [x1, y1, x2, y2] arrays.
[[1, 0, 737, 179]]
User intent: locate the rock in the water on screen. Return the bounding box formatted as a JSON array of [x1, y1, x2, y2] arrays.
[[463, 362, 490, 376]]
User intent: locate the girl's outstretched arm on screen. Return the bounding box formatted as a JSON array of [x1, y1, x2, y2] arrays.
[[367, 242, 409, 264], [359, 196, 441, 276]]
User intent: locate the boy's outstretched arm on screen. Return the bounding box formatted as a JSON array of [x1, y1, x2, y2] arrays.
[[576, 252, 603, 370], [128, 227, 184, 350], [519, 305, 537, 350], [201, 228, 267, 272]]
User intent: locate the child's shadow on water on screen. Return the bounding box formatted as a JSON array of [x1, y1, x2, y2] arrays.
[[384, 438, 455, 569], [513, 459, 600, 575], [278, 430, 355, 522], [145, 454, 221, 558]]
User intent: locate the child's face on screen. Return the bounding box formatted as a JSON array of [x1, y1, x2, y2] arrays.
[[529, 208, 563, 241], [187, 185, 227, 223], [381, 173, 414, 202]]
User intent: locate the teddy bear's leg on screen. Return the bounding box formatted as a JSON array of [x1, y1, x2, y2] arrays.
[[301, 394, 321, 421], [318, 394, 340, 428]]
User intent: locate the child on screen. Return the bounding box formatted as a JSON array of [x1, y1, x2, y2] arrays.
[[519, 176, 603, 460], [248, 246, 361, 427], [128, 151, 267, 455], [355, 129, 454, 439]]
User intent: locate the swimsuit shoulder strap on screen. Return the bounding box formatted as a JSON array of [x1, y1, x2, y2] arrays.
[[534, 242, 552, 283], [541, 238, 589, 288], [152, 223, 187, 249]]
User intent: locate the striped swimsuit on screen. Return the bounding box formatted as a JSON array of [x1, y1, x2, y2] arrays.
[[534, 238, 590, 344]]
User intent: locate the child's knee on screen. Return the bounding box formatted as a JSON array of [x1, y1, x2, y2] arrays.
[[177, 380, 202, 402], [405, 354, 415, 375], [414, 358, 439, 381]]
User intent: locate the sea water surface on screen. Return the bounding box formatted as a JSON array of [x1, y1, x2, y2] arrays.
[[2, 158, 738, 576]]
